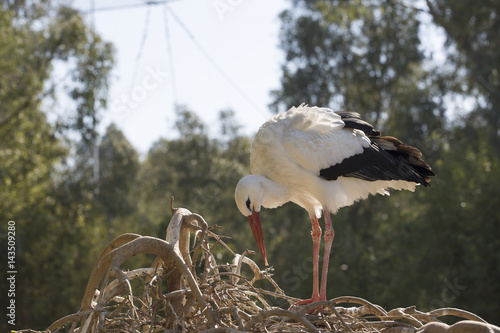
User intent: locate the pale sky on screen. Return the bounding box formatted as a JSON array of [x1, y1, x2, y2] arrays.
[[69, 0, 451, 156], [72, 0, 289, 154]]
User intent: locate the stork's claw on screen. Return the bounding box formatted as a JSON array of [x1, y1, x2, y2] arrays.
[[290, 297, 324, 314]]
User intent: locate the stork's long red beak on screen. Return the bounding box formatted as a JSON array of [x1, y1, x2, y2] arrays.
[[247, 210, 268, 266]]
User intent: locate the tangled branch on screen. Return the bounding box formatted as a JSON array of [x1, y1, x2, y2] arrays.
[[30, 201, 500, 332]]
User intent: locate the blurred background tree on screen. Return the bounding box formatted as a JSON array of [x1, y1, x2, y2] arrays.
[[0, 0, 114, 328], [1, 0, 499, 330]]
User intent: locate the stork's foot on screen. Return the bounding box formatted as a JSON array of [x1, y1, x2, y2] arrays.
[[292, 298, 318, 307], [289, 296, 325, 314]]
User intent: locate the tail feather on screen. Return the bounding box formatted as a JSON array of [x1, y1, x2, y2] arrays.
[[335, 111, 436, 185]]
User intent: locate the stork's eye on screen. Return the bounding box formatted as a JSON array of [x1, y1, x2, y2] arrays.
[[246, 198, 251, 211]]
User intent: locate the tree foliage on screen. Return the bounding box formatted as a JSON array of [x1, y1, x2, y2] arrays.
[[426, 0, 500, 149], [0, 0, 113, 329]]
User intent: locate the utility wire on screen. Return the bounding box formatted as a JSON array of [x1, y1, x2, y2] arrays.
[[89, 0, 95, 29], [85, 1, 170, 14], [83, 0, 268, 118], [165, 6, 269, 117], [162, 4, 178, 105], [129, 5, 152, 94], [89, 0, 99, 189]]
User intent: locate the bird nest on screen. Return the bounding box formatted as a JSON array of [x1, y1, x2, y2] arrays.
[[29, 200, 498, 333]]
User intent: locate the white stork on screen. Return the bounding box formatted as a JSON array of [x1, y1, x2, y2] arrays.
[[234, 104, 434, 305]]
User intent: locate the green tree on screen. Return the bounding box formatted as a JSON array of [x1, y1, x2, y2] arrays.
[[422, 1, 500, 322], [96, 124, 140, 238], [426, 0, 500, 148], [0, 1, 113, 329]]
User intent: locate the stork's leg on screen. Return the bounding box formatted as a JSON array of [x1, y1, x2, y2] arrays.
[[320, 206, 334, 301], [291, 216, 321, 307], [310, 216, 321, 301]]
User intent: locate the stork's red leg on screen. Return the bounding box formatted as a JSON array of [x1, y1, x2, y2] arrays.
[[291, 209, 334, 310], [310, 216, 321, 301], [320, 206, 334, 301], [291, 216, 321, 308]]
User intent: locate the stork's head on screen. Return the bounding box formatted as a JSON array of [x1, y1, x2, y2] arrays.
[[234, 175, 268, 265]]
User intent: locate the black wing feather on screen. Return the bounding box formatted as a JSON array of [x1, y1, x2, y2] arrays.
[[335, 111, 381, 136], [321, 112, 435, 186]]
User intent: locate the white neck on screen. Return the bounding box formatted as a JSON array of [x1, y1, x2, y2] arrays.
[[257, 175, 291, 209]]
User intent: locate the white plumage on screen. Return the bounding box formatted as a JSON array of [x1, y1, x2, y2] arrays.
[[235, 104, 434, 305]]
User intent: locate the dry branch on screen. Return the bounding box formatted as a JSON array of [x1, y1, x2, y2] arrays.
[[22, 203, 499, 333]]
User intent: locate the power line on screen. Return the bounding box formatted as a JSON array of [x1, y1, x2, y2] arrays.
[[165, 6, 269, 117], [89, 0, 95, 29], [90, 0, 98, 190], [85, 1, 171, 14], [129, 5, 152, 94], [162, 3, 178, 105], [83, 0, 269, 118]]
